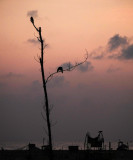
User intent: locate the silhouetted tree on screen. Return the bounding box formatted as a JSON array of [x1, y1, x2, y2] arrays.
[[30, 16, 88, 160]]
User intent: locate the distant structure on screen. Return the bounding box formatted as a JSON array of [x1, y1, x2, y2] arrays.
[[28, 143, 40, 151], [84, 131, 104, 150], [117, 140, 129, 151], [68, 146, 79, 151]]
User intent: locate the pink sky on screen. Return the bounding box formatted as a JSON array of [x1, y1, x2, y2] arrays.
[[0, 0, 133, 147]]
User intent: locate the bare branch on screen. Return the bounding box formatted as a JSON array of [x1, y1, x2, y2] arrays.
[[33, 32, 40, 42], [43, 126, 48, 136], [37, 37, 41, 42], [41, 112, 47, 122], [51, 120, 57, 127], [45, 50, 88, 83], [34, 56, 40, 63], [34, 53, 41, 63]]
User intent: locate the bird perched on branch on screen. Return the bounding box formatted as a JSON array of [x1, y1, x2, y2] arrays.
[[57, 67, 63, 73], [30, 17, 34, 25]]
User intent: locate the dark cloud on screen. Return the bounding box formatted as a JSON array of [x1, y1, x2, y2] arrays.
[[61, 61, 94, 72], [119, 44, 133, 59], [89, 34, 133, 60], [0, 82, 6, 89], [0, 74, 133, 146], [93, 55, 104, 59], [0, 72, 24, 79], [107, 34, 133, 60], [27, 10, 38, 18], [77, 61, 94, 72], [27, 38, 39, 45], [107, 65, 121, 73], [48, 76, 69, 88], [52, 82, 133, 143], [31, 80, 42, 91], [61, 62, 73, 70], [108, 34, 128, 51]]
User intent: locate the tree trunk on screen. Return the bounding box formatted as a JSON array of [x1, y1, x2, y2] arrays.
[[39, 27, 53, 160]]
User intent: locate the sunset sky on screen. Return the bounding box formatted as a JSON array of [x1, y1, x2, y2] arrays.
[[0, 0, 133, 148]]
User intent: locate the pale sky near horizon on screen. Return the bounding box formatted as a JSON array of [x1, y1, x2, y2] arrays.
[[0, 0, 133, 148]]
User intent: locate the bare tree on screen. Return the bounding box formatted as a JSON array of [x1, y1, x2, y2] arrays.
[[30, 17, 88, 160]]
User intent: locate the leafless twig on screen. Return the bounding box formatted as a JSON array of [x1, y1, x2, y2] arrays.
[[45, 51, 88, 83]]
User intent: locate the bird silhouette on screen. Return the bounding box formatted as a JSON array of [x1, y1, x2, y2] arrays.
[[57, 67, 63, 73], [30, 17, 34, 24]]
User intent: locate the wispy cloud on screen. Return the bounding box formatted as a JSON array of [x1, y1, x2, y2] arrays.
[[77, 61, 94, 72], [61, 62, 73, 70], [107, 65, 121, 73], [30, 80, 42, 91], [89, 34, 133, 60], [61, 61, 94, 72], [0, 72, 24, 79], [89, 46, 106, 59], [27, 10, 38, 18], [0, 82, 6, 89], [27, 38, 39, 45], [48, 76, 69, 88]]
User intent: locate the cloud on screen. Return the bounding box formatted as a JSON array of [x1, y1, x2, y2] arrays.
[[119, 44, 133, 59], [61, 62, 73, 70], [61, 61, 94, 72], [27, 10, 38, 18], [89, 46, 105, 59], [0, 72, 24, 79], [31, 80, 42, 91], [107, 65, 121, 73], [27, 38, 39, 45], [77, 61, 94, 72], [48, 76, 69, 88], [0, 82, 6, 89], [89, 34, 133, 60], [108, 34, 128, 51]]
